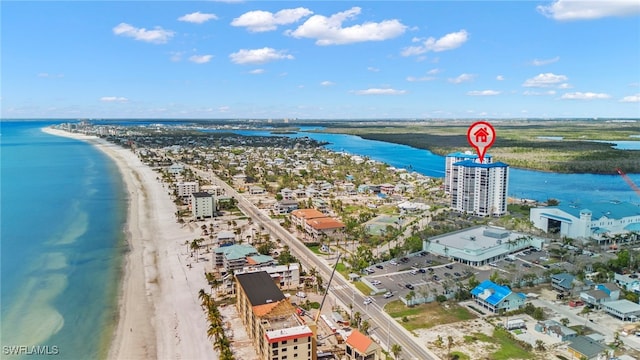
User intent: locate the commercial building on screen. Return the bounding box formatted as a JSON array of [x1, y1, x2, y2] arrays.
[[235, 271, 316, 360], [235, 263, 301, 291], [530, 201, 640, 241], [191, 191, 215, 220], [424, 226, 544, 267]]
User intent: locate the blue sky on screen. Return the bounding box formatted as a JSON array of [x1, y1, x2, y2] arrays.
[[2, 0, 640, 119]]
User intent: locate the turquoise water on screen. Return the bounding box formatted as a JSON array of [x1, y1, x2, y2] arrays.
[[0, 121, 126, 359]]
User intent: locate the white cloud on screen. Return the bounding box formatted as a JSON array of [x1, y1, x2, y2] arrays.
[[178, 12, 218, 24], [249, 69, 265, 74], [189, 54, 213, 64], [229, 47, 294, 64], [531, 56, 560, 66], [467, 90, 501, 96], [218, 106, 230, 112], [320, 81, 335, 86], [561, 92, 611, 100], [537, 0, 640, 20], [100, 96, 128, 103], [367, 66, 380, 72], [448, 73, 475, 84], [112, 23, 174, 44], [522, 73, 569, 87], [352, 88, 407, 95], [231, 8, 312, 32], [620, 93, 640, 102], [496, 75, 505, 81], [287, 7, 406, 45], [523, 90, 557, 96], [170, 51, 184, 62], [401, 30, 468, 56], [427, 68, 441, 75], [406, 76, 436, 82]]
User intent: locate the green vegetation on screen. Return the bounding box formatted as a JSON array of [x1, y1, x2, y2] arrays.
[[321, 120, 640, 174], [462, 329, 533, 360], [386, 301, 476, 331], [449, 351, 471, 360]]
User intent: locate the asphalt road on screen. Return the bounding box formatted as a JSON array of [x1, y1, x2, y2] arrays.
[[201, 170, 439, 360]]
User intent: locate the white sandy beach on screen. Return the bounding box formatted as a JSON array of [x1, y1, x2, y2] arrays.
[[42, 127, 216, 360]]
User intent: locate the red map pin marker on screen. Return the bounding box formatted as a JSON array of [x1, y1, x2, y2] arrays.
[[467, 121, 496, 163]]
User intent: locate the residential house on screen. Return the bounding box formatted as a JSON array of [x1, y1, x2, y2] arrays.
[[235, 271, 316, 360], [344, 329, 382, 360], [614, 273, 640, 293], [249, 186, 266, 195], [580, 289, 610, 309], [167, 163, 184, 175], [551, 273, 575, 293], [274, 199, 299, 214], [567, 336, 608, 360], [596, 283, 620, 301], [534, 320, 577, 341], [280, 188, 294, 200], [601, 299, 640, 321], [470, 280, 526, 313], [216, 230, 236, 246]]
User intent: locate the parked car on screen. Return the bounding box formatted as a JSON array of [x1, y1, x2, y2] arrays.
[[410, 270, 418, 275], [390, 260, 398, 266], [364, 297, 373, 305], [419, 268, 426, 273], [405, 283, 414, 290], [522, 263, 532, 268], [445, 264, 454, 269], [384, 292, 394, 298], [375, 264, 384, 269]]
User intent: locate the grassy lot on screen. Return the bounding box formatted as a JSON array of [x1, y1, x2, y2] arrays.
[[463, 329, 533, 360], [386, 301, 476, 331]]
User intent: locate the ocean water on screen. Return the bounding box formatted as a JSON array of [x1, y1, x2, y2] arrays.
[[0, 121, 126, 359]]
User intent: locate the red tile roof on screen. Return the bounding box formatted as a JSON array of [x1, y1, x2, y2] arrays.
[[345, 329, 373, 354]]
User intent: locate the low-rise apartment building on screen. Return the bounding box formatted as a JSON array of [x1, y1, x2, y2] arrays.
[[236, 271, 317, 360]]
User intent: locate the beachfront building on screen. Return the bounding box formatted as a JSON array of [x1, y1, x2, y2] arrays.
[[444, 151, 493, 194], [191, 191, 215, 220], [614, 272, 640, 293], [529, 201, 640, 241], [235, 271, 316, 360], [424, 226, 544, 267], [235, 263, 301, 290], [579, 283, 621, 308], [176, 181, 199, 203], [344, 329, 382, 360], [449, 159, 509, 217], [470, 280, 526, 313], [601, 300, 640, 321], [213, 244, 274, 274]]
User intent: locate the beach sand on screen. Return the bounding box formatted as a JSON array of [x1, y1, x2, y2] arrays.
[[42, 127, 216, 360]]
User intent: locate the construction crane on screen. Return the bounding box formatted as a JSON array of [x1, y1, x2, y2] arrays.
[[314, 253, 342, 323], [616, 168, 640, 197]]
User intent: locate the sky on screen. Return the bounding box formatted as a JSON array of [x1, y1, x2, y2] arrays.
[[2, 0, 640, 120]]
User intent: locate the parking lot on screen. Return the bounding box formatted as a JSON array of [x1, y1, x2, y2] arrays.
[[361, 251, 476, 303], [360, 247, 557, 304]]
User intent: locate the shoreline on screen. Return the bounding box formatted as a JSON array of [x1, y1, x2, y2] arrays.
[[42, 127, 216, 360]]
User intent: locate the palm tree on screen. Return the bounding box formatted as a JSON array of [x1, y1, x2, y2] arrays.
[[391, 343, 402, 359], [190, 239, 201, 262], [447, 335, 454, 356]]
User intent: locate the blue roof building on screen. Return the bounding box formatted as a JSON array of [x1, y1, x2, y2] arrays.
[[530, 201, 640, 240], [470, 280, 526, 313]]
